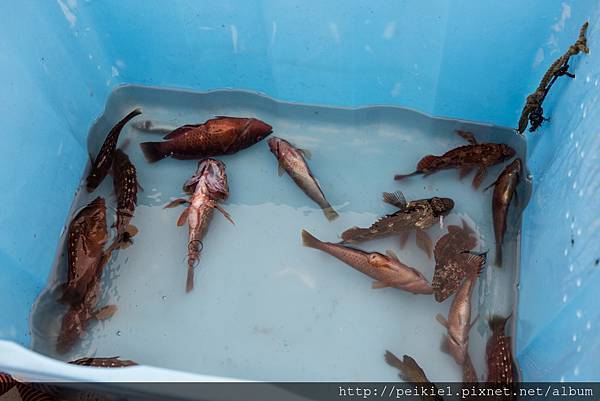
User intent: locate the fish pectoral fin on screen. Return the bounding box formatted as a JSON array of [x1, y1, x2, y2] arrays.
[[459, 166, 473, 180], [385, 249, 401, 263], [456, 130, 477, 145], [482, 179, 497, 191], [88, 152, 95, 165], [398, 231, 411, 248], [164, 198, 189, 209], [215, 204, 235, 225], [298, 148, 312, 159], [137, 181, 145, 192], [415, 229, 433, 259], [382, 191, 407, 209], [177, 208, 190, 226], [94, 305, 118, 320], [372, 281, 389, 289], [472, 166, 487, 189], [277, 163, 285, 177], [435, 313, 449, 328]]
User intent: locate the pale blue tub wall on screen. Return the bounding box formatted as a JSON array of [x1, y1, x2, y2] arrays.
[[0, 0, 598, 380]]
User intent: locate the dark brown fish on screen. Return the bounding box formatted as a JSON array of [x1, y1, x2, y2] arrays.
[[394, 131, 516, 189], [436, 252, 486, 365], [341, 191, 454, 258], [110, 148, 139, 249], [165, 159, 233, 292], [486, 316, 516, 384], [140, 116, 272, 163], [302, 230, 433, 294], [70, 357, 137, 368], [15, 383, 57, 401], [485, 159, 521, 267], [384, 352, 443, 401], [432, 220, 478, 302], [60, 197, 109, 305], [268, 137, 338, 221], [86, 108, 142, 192]]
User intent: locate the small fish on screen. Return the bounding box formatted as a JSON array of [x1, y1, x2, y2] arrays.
[[436, 252, 486, 365], [432, 220, 479, 302], [140, 116, 272, 163], [268, 137, 338, 221], [60, 197, 109, 305], [486, 316, 517, 385], [86, 108, 142, 192], [341, 191, 454, 258], [70, 357, 137, 368], [110, 148, 139, 249], [302, 230, 433, 294], [384, 351, 443, 401], [485, 159, 522, 267], [165, 159, 234, 292], [394, 131, 516, 189]]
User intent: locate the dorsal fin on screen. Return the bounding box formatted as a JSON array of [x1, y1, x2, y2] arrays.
[[386, 249, 400, 262], [382, 191, 407, 209]]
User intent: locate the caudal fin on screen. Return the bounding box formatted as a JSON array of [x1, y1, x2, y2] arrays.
[[322, 206, 339, 221], [140, 142, 167, 163], [301, 229, 322, 249], [186, 267, 194, 293]]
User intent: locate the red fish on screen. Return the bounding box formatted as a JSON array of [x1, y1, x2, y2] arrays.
[[268, 137, 338, 221], [140, 116, 272, 163], [432, 220, 479, 302], [436, 252, 486, 365], [485, 159, 522, 267], [302, 230, 433, 294], [394, 131, 516, 189], [70, 357, 137, 368], [165, 159, 234, 292], [110, 148, 139, 249], [86, 108, 142, 192], [486, 315, 517, 384]]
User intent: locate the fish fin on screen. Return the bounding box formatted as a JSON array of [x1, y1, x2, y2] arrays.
[[301, 229, 322, 249], [137, 181, 144, 192], [186, 266, 195, 293], [177, 208, 190, 226], [382, 191, 407, 209], [94, 305, 118, 321], [463, 251, 488, 276], [483, 179, 497, 191], [183, 173, 203, 193], [384, 351, 410, 381], [488, 314, 511, 332], [164, 198, 189, 209], [386, 249, 400, 262], [416, 155, 438, 171], [162, 124, 199, 140], [456, 130, 477, 144], [459, 166, 473, 180], [513, 189, 519, 207], [298, 148, 312, 159], [461, 219, 475, 235], [394, 171, 421, 180], [469, 314, 480, 330], [415, 229, 433, 259], [436, 313, 449, 328], [277, 163, 285, 176], [472, 166, 487, 189], [88, 152, 94, 165], [495, 242, 503, 267], [139, 142, 167, 163], [440, 335, 451, 355], [215, 204, 235, 225], [398, 231, 410, 248], [372, 281, 389, 289], [322, 206, 339, 221]]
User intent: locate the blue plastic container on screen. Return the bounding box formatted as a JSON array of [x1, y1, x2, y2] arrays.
[[0, 0, 598, 384]]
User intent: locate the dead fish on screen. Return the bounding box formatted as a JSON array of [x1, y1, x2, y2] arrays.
[[341, 191, 454, 258], [436, 252, 486, 365], [384, 352, 443, 401], [140, 116, 272, 163], [485, 159, 522, 267], [486, 315, 517, 385], [60, 197, 109, 305], [70, 357, 137, 368], [394, 131, 516, 189], [302, 230, 432, 294], [165, 159, 234, 292], [110, 148, 139, 249], [86, 108, 142, 192], [268, 137, 338, 221], [432, 220, 479, 302]]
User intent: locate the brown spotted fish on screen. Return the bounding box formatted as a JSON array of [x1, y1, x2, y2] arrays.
[[486, 316, 517, 385], [268, 137, 338, 221], [140, 116, 272, 163], [165, 159, 234, 292], [432, 220, 479, 302], [395, 131, 516, 189], [384, 352, 443, 401], [341, 191, 454, 258], [110, 148, 140, 249], [302, 230, 432, 294], [70, 357, 137, 368], [485, 159, 522, 267], [86, 108, 142, 192]]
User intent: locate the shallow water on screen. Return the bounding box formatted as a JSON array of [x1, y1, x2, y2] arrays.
[[30, 86, 530, 381]]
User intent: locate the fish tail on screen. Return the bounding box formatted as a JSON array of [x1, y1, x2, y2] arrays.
[[186, 266, 195, 293], [322, 205, 339, 221], [301, 229, 322, 249], [495, 243, 503, 267], [140, 141, 167, 163], [394, 171, 420, 180]]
